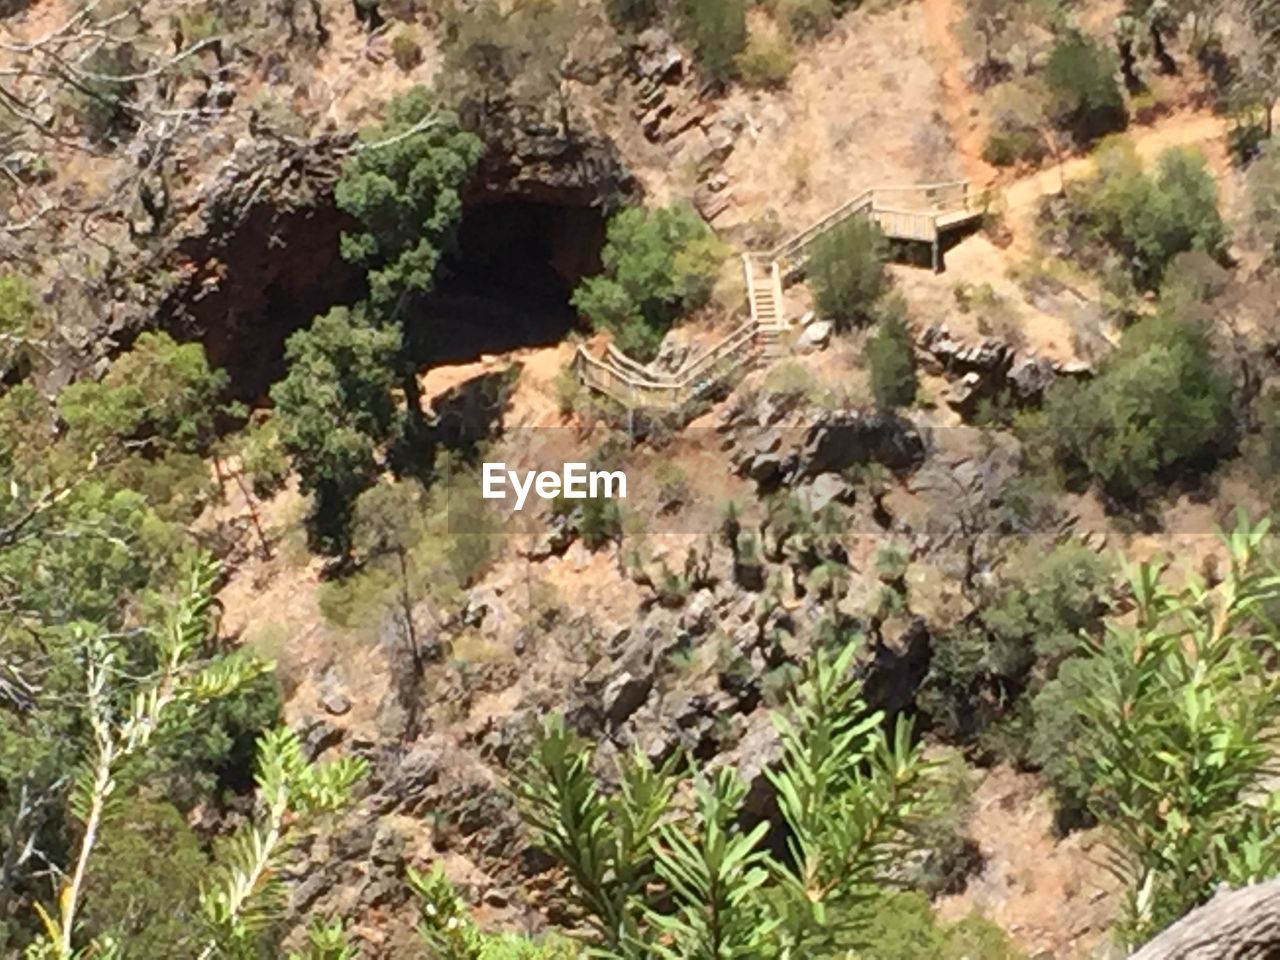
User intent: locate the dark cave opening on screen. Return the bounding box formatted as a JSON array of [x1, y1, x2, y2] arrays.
[[181, 203, 367, 404], [184, 197, 605, 403], [403, 199, 605, 367]]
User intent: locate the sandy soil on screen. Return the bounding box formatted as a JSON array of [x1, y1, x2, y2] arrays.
[[937, 766, 1120, 959], [717, 2, 964, 235]]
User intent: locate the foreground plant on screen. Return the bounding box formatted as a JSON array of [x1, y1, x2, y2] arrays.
[[1046, 512, 1280, 946], [517, 636, 935, 959]]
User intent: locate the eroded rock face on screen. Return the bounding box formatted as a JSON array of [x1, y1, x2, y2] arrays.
[[800, 411, 927, 477], [731, 411, 927, 492], [468, 108, 640, 211], [85, 104, 638, 403]]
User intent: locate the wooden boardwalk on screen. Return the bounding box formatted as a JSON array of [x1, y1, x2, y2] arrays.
[[573, 180, 988, 413]]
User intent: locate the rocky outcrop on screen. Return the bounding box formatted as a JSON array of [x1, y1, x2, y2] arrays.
[[918, 323, 1092, 415], [731, 411, 927, 493], [468, 107, 639, 212], [625, 27, 743, 222]]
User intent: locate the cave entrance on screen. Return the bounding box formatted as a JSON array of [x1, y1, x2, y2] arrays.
[[403, 199, 606, 366], [170, 196, 606, 404]]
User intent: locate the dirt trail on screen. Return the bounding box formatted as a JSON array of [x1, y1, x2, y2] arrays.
[[999, 111, 1231, 251], [920, 0, 998, 186]]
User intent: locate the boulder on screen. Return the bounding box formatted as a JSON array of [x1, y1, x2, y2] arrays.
[[800, 412, 925, 477], [740, 452, 788, 492], [604, 671, 653, 726], [1008, 354, 1058, 403], [804, 472, 854, 513], [797, 320, 833, 352], [632, 28, 684, 84]]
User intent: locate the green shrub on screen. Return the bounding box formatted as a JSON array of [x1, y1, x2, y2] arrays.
[[57, 331, 230, 459], [391, 30, 423, 71], [173, 7, 224, 43], [238, 416, 291, 500], [679, 0, 747, 84], [867, 297, 918, 410], [826, 891, 1025, 960], [1024, 305, 1230, 500], [983, 128, 1044, 167], [735, 28, 795, 89], [605, 0, 659, 30], [770, 0, 834, 40], [1033, 523, 1280, 946], [917, 540, 1112, 756], [1062, 140, 1227, 290], [807, 216, 889, 330], [572, 205, 724, 361], [1043, 32, 1126, 146], [0, 273, 45, 380], [81, 801, 209, 957]]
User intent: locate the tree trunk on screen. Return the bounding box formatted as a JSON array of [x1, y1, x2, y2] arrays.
[[1128, 878, 1280, 960], [397, 548, 421, 676]]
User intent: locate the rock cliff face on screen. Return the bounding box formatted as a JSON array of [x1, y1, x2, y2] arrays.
[[468, 108, 640, 211], [79, 109, 638, 401]]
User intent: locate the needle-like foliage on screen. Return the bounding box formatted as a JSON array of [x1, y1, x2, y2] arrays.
[[517, 635, 936, 959]]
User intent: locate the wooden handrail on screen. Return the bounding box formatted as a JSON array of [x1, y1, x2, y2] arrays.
[[572, 179, 988, 414]]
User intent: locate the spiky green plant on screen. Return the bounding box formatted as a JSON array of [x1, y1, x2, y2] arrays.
[[1052, 512, 1280, 946], [26, 557, 272, 960], [198, 729, 367, 958], [517, 635, 935, 959]]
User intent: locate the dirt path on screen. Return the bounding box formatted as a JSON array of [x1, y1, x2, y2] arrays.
[[999, 111, 1231, 252], [920, 0, 999, 186], [917, 0, 1231, 253]]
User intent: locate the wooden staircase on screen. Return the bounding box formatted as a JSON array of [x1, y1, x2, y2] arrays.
[[573, 180, 991, 414]]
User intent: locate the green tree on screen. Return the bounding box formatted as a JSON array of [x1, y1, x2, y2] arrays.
[[806, 217, 889, 330], [867, 299, 918, 410], [270, 306, 403, 555], [1026, 300, 1230, 500], [1043, 32, 1127, 145], [335, 87, 483, 315], [1034, 515, 1280, 947], [58, 331, 230, 457], [572, 204, 724, 361], [79, 800, 208, 958], [679, 0, 748, 84]]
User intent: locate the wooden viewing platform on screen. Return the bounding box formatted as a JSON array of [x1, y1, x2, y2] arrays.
[[573, 180, 990, 413]]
